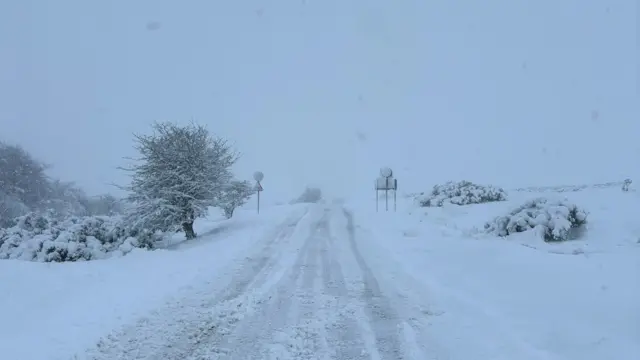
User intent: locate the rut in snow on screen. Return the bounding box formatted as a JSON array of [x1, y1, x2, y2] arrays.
[[81, 206, 434, 360]]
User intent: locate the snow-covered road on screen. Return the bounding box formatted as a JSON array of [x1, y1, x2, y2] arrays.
[[5, 195, 636, 360], [80, 205, 435, 360]]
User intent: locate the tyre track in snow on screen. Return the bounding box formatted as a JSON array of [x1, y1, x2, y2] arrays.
[[268, 213, 331, 359], [82, 205, 435, 360], [206, 207, 373, 359], [183, 211, 314, 359], [342, 208, 406, 359], [210, 209, 332, 359], [81, 208, 310, 360], [320, 226, 370, 360], [339, 208, 449, 360], [290, 216, 330, 358]]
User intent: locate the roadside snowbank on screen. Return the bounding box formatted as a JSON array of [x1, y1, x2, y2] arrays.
[[347, 188, 640, 360], [0, 204, 308, 360]]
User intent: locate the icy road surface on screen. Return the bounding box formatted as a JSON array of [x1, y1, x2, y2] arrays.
[[81, 205, 438, 360]]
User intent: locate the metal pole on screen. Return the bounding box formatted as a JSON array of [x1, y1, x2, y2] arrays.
[[394, 190, 397, 212], [385, 189, 388, 211], [257, 190, 260, 214], [376, 189, 378, 212]]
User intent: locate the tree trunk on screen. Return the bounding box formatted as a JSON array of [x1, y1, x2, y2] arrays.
[[182, 221, 196, 240]]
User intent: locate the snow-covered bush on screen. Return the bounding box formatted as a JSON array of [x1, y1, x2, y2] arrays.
[[0, 212, 162, 262], [291, 187, 322, 204], [218, 180, 256, 218], [418, 180, 507, 207], [484, 198, 588, 242]]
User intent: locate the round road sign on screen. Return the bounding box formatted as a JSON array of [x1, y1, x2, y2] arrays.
[[380, 167, 393, 178], [253, 171, 264, 182]]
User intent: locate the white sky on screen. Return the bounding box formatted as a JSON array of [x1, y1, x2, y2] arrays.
[[1, 0, 638, 203]]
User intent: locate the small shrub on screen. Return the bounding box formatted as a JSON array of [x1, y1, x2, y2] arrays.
[[0, 212, 163, 262], [218, 180, 256, 219], [291, 187, 323, 204], [418, 180, 507, 207], [485, 198, 588, 242]]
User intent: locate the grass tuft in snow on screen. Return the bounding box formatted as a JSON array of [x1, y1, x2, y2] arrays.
[[485, 198, 588, 242]]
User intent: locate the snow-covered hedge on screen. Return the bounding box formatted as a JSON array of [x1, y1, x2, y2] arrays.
[[484, 198, 588, 242], [0, 212, 163, 262], [291, 187, 323, 204], [418, 180, 507, 207]]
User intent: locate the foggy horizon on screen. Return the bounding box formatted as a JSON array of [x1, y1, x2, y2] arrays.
[[2, 0, 638, 202]]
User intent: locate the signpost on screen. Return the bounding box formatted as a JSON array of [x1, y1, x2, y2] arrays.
[[253, 171, 264, 213], [375, 167, 398, 212]]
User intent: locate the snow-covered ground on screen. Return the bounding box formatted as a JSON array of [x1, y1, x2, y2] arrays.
[[1, 186, 637, 360], [0, 204, 310, 360], [346, 186, 640, 360]]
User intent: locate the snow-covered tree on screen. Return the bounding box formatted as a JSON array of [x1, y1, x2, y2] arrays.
[[120, 122, 238, 239], [0, 140, 124, 227], [218, 180, 255, 218], [0, 190, 29, 227], [0, 141, 51, 212], [40, 179, 90, 218]]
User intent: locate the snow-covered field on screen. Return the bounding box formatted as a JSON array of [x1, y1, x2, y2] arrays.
[[1, 186, 638, 360], [0, 204, 310, 360], [347, 186, 640, 360]]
